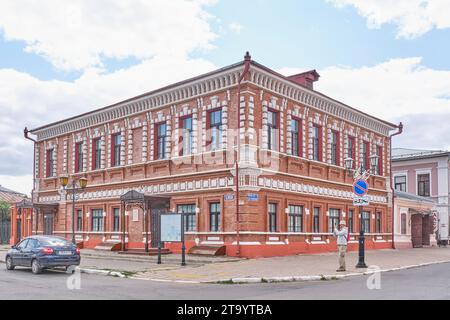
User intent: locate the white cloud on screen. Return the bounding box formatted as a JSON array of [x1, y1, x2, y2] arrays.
[[327, 0, 450, 38], [0, 175, 33, 196], [280, 57, 450, 149], [0, 0, 218, 71], [228, 22, 244, 34]]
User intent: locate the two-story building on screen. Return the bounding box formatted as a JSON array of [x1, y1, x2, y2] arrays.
[[22, 54, 400, 258], [392, 148, 450, 245]]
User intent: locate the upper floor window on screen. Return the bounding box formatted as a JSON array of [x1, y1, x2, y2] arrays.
[[46, 149, 54, 177], [288, 205, 303, 232], [417, 173, 430, 197], [291, 118, 301, 156], [92, 138, 101, 170], [362, 141, 370, 171], [75, 142, 83, 173], [374, 145, 383, 175], [394, 175, 407, 192], [180, 116, 194, 156], [111, 133, 121, 167], [312, 124, 321, 161], [331, 131, 339, 166], [155, 123, 167, 159], [208, 109, 222, 151], [347, 136, 356, 168], [268, 110, 278, 151]]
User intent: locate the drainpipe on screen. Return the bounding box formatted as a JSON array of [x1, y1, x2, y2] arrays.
[[389, 122, 403, 249], [235, 52, 251, 256], [24, 127, 37, 235]]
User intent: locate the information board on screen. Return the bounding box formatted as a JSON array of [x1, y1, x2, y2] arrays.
[[160, 214, 182, 242]]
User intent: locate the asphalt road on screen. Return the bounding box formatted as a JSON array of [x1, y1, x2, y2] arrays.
[[1, 262, 450, 300]]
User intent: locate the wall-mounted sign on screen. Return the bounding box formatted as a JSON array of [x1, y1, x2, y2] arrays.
[[353, 179, 368, 196], [224, 194, 235, 201], [353, 196, 370, 206], [247, 194, 259, 201]]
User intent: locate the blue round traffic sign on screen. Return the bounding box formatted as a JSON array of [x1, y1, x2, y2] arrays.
[[353, 179, 368, 196]]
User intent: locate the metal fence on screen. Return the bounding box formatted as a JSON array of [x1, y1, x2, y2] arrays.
[[0, 218, 10, 244]]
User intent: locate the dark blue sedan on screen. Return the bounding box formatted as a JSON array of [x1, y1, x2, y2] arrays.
[[5, 236, 81, 274]]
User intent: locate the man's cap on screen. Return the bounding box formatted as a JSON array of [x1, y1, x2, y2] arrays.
[[339, 220, 346, 226]]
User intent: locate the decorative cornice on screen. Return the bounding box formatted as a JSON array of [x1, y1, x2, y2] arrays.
[[30, 61, 396, 142]]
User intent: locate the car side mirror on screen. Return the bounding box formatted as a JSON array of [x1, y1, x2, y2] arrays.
[[11, 245, 16, 249]]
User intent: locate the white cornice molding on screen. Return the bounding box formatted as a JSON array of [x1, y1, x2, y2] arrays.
[[30, 63, 395, 142]]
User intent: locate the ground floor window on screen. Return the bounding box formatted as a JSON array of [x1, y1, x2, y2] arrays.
[[361, 211, 370, 233], [313, 207, 320, 233], [328, 209, 340, 233], [76, 210, 83, 232], [268, 203, 277, 232], [209, 203, 220, 232], [177, 204, 196, 232], [92, 209, 104, 232], [376, 212, 382, 233], [113, 208, 120, 232], [401, 213, 407, 234], [348, 210, 354, 233], [288, 205, 303, 232]]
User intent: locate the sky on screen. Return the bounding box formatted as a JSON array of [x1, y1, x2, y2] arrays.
[[0, 0, 449, 195]]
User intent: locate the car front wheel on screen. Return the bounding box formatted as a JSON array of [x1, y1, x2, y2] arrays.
[[31, 259, 42, 274], [5, 256, 15, 270]]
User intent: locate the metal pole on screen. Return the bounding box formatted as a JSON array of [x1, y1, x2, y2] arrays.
[[157, 212, 162, 264], [356, 205, 367, 268], [121, 202, 125, 252], [72, 181, 76, 244], [181, 212, 186, 266]]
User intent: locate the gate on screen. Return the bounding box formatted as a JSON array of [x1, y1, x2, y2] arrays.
[[0, 218, 10, 244]]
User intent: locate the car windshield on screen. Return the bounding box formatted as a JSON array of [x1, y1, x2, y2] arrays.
[[39, 238, 72, 247]]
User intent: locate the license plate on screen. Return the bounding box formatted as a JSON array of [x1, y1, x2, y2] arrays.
[[58, 251, 73, 255]]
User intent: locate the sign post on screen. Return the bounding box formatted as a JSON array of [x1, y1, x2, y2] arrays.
[[353, 179, 369, 269]]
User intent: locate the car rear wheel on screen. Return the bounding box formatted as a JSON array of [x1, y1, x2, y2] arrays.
[[5, 256, 15, 270], [31, 259, 42, 274]]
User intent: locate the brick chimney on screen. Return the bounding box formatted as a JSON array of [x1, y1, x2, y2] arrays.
[[287, 70, 320, 90]]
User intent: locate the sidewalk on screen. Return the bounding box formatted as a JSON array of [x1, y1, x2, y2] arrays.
[[2, 245, 450, 283]]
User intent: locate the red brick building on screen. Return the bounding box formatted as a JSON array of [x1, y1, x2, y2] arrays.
[[21, 54, 400, 257]]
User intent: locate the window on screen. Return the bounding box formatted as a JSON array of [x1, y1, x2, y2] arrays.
[[375, 146, 383, 175], [156, 123, 167, 159], [268, 110, 278, 151], [313, 207, 320, 233], [177, 204, 196, 232], [76, 210, 83, 232], [362, 142, 370, 171], [290, 118, 301, 156], [46, 149, 54, 177], [180, 116, 193, 156], [92, 138, 101, 170], [27, 239, 40, 249], [328, 209, 340, 233], [347, 136, 356, 168], [348, 209, 354, 233], [376, 212, 382, 233], [394, 175, 407, 192], [312, 125, 321, 161], [17, 239, 29, 249], [401, 213, 407, 234], [209, 202, 221, 232], [268, 203, 277, 232], [331, 131, 339, 165], [113, 208, 120, 232], [91, 209, 104, 232], [209, 109, 222, 151], [288, 205, 303, 232], [418, 173, 430, 197], [111, 133, 121, 167], [361, 211, 370, 233], [75, 142, 83, 173]]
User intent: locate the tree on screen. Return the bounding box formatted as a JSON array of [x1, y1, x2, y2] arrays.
[[0, 201, 10, 220]]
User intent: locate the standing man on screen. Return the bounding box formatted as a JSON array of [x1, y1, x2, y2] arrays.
[[333, 220, 348, 272]]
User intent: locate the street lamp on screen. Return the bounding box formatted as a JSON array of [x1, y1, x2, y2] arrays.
[[344, 157, 354, 177], [60, 175, 88, 244], [370, 154, 379, 174]]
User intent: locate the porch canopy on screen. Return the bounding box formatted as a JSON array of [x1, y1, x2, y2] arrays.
[[119, 190, 170, 252], [14, 200, 58, 236]]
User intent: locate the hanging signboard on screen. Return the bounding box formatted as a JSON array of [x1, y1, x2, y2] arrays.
[[353, 195, 370, 206]]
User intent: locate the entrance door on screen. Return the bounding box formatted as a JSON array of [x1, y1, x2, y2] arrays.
[[411, 214, 423, 248], [422, 215, 432, 246], [43, 214, 54, 235], [150, 202, 168, 248]]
